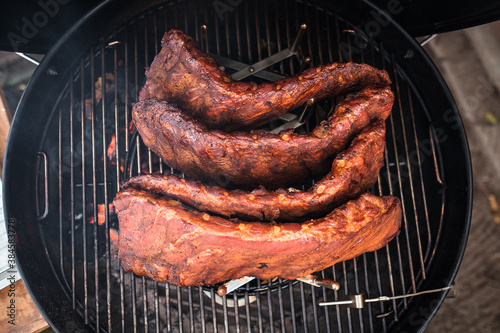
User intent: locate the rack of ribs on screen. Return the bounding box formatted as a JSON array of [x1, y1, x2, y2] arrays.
[[122, 120, 386, 222], [132, 86, 393, 189], [138, 28, 391, 130], [113, 189, 401, 286]]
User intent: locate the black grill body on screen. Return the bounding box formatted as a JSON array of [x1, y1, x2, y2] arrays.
[[3, 0, 472, 332]]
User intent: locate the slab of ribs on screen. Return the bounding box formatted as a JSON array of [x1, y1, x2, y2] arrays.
[[122, 120, 387, 222], [138, 28, 391, 131], [114, 189, 401, 286], [133, 86, 394, 189], [112, 28, 402, 288]]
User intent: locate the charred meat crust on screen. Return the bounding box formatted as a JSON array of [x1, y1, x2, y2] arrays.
[[138, 28, 392, 131], [132, 86, 394, 189], [113, 189, 402, 286], [122, 120, 386, 222]]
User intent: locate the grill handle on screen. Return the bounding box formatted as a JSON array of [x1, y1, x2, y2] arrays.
[[36, 151, 49, 220]]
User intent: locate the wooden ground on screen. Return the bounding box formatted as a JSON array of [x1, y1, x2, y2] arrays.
[[425, 23, 500, 333]]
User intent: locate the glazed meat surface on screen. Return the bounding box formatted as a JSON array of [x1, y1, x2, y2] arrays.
[[138, 29, 391, 130], [122, 120, 386, 221], [113, 189, 401, 286], [132, 86, 394, 189]]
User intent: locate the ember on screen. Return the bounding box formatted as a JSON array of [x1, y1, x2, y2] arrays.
[[89, 204, 115, 225], [107, 134, 116, 160]]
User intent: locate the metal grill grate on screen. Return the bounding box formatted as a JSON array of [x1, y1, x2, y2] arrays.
[[36, 0, 447, 331]]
